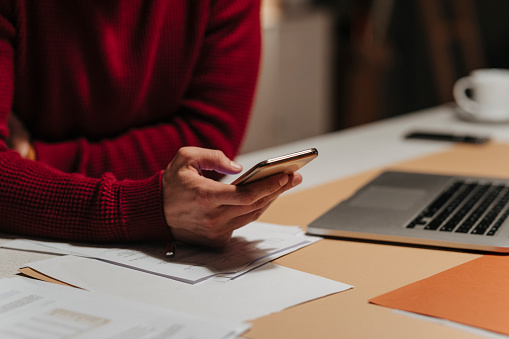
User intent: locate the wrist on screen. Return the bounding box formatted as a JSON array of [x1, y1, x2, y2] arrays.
[[25, 143, 36, 161]]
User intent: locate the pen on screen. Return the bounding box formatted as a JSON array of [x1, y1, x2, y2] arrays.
[[165, 241, 176, 258], [405, 131, 490, 144]]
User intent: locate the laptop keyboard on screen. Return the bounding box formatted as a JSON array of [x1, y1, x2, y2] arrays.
[[406, 180, 509, 236]]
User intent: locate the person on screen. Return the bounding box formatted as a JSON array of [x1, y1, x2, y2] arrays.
[[0, 1, 302, 248]]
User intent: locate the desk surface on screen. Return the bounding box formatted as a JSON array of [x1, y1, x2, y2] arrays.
[[250, 143, 509, 339], [229, 104, 509, 193], [3, 104, 509, 338]]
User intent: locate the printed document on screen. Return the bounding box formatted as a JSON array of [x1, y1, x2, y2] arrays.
[[0, 277, 249, 339]]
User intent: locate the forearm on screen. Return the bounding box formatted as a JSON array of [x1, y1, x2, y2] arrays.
[[0, 149, 169, 242]]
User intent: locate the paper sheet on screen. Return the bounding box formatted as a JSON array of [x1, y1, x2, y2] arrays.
[[0, 277, 249, 339], [369, 255, 509, 336], [22, 255, 353, 323], [2, 222, 320, 284]]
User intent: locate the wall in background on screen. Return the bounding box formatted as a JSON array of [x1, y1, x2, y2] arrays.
[[326, 0, 509, 129], [241, 5, 334, 153], [241, 0, 509, 153]]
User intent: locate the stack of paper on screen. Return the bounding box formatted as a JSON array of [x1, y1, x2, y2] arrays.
[[1, 222, 354, 326], [3, 222, 320, 284]]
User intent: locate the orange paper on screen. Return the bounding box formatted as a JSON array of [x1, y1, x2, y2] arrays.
[[18, 267, 81, 289], [370, 255, 509, 335]]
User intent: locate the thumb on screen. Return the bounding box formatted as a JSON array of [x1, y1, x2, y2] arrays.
[[185, 147, 243, 175]]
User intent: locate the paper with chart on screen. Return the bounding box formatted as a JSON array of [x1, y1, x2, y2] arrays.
[[0, 277, 249, 339], [2, 222, 320, 283]]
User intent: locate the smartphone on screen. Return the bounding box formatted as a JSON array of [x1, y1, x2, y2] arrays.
[[231, 148, 318, 185]]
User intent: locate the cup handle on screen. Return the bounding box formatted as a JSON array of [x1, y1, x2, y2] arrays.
[[453, 76, 480, 115]]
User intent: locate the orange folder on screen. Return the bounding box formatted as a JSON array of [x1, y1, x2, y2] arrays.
[[370, 254, 509, 335]]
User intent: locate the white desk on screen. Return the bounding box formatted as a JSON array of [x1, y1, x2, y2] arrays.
[[231, 104, 509, 192]]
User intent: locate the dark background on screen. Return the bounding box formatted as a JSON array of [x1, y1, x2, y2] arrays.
[[312, 0, 509, 129]]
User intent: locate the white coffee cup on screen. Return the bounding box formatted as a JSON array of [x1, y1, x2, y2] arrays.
[[453, 68, 509, 122]]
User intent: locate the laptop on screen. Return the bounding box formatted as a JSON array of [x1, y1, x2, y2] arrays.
[[307, 171, 509, 253]]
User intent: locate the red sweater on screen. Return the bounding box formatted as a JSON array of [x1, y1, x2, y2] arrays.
[[0, 1, 261, 242]]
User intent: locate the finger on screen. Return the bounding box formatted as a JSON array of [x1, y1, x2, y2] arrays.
[[178, 147, 242, 175], [225, 199, 278, 233], [196, 197, 277, 247], [231, 171, 302, 205], [290, 172, 303, 187], [213, 172, 303, 224], [196, 170, 303, 211], [205, 172, 289, 206], [211, 182, 285, 225], [170, 176, 297, 248]]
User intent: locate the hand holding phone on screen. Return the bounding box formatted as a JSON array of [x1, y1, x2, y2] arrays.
[[231, 148, 318, 185]]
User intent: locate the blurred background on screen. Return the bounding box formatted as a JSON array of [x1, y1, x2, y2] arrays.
[[241, 0, 509, 153]]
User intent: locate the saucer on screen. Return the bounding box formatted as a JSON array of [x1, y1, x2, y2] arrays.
[[455, 106, 509, 124]]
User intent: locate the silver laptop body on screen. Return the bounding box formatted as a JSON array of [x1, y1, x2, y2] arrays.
[[307, 171, 509, 253]]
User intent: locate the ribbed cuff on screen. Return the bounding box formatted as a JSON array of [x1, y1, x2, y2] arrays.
[[120, 171, 170, 241]]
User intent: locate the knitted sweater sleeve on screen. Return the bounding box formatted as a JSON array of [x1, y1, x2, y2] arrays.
[[0, 1, 260, 243], [33, 1, 261, 181], [0, 3, 168, 243], [0, 19, 167, 243]]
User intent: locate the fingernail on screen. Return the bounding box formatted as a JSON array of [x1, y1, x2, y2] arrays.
[[279, 174, 289, 186], [230, 161, 242, 171]]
